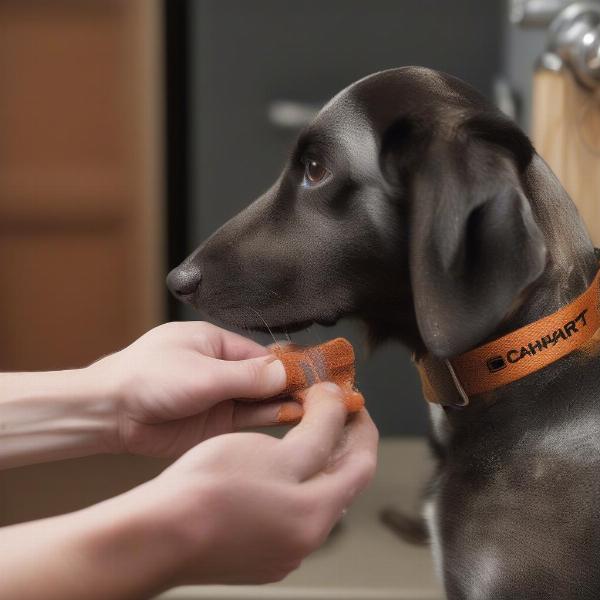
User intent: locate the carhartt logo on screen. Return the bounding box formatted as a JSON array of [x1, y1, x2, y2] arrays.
[[486, 356, 506, 373], [485, 308, 588, 372]]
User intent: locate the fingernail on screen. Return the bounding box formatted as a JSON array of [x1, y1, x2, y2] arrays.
[[262, 357, 287, 390]]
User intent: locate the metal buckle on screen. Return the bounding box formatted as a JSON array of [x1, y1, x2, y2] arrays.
[[444, 359, 470, 407]]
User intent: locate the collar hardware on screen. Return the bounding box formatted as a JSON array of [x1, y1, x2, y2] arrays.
[[444, 360, 470, 406]]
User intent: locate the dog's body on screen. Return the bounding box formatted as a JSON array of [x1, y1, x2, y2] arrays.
[[168, 67, 600, 599]]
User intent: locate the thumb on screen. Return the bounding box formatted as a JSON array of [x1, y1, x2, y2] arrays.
[[205, 355, 287, 402]]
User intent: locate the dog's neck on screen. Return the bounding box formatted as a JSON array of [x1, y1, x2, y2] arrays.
[[415, 155, 599, 411]]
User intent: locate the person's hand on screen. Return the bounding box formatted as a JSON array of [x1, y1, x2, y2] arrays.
[[101, 383, 378, 591], [88, 322, 291, 458]]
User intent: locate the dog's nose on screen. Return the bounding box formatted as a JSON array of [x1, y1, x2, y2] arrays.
[[166, 264, 202, 301]]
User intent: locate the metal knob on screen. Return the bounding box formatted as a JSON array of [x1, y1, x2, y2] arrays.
[[513, 1, 600, 89], [549, 2, 600, 88]]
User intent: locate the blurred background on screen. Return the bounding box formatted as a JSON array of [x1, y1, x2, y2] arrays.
[[1, 1, 599, 598]]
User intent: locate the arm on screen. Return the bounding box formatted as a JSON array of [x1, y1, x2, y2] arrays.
[[0, 486, 172, 600], [0, 369, 115, 469], [0, 385, 379, 599], [0, 322, 289, 469]]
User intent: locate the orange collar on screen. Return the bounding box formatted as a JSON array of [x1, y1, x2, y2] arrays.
[[446, 266, 600, 400]]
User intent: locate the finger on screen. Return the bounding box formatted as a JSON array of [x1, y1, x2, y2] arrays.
[[305, 409, 379, 512], [215, 330, 270, 361], [202, 355, 287, 402], [193, 322, 270, 361], [280, 383, 348, 481], [233, 400, 303, 429]]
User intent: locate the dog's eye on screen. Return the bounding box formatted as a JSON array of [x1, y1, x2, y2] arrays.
[[302, 159, 329, 186]]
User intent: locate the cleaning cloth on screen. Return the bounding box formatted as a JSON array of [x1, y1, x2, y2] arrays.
[[271, 337, 365, 423]]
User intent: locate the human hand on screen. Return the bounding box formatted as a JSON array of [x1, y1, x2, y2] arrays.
[[114, 383, 379, 588], [88, 322, 291, 458]]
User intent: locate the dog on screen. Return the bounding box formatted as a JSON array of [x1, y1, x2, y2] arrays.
[[167, 67, 600, 599]]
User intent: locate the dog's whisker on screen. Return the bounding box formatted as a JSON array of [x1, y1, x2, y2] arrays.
[[249, 306, 280, 350]]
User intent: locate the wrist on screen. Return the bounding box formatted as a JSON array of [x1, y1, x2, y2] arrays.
[[0, 368, 119, 468], [0, 478, 188, 599], [78, 361, 124, 453], [77, 476, 206, 594], [11, 481, 182, 599]]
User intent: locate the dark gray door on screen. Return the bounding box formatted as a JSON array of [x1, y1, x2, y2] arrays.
[[186, 0, 504, 435]]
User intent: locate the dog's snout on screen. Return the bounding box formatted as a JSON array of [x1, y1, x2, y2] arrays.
[[166, 264, 202, 301]]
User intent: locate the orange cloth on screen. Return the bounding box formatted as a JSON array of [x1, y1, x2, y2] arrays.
[[271, 338, 365, 423]]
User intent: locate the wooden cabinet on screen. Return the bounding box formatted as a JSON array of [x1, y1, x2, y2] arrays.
[[0, 0, 165, 372]]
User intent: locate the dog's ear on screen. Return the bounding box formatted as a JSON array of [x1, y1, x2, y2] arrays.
[[406, 131, 547, 358]]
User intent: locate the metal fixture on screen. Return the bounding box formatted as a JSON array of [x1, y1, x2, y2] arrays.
[[267, 100, 321, 130], [511, 0, 576, 27], [512, 0, 600, 89]]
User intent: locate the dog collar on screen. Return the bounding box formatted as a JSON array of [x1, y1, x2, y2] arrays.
[[446, 265, 600, 400]]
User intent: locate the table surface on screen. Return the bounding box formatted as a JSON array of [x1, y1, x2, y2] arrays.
[[157, 437, 444, 600]]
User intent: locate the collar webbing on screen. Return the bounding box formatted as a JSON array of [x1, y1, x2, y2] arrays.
[[448, 266, 600, 398]]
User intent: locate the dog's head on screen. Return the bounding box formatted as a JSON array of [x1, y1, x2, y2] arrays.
[[168, 67, 546, 358]]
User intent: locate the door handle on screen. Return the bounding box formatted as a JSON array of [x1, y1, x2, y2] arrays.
[[267, 101, 322, 130]]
